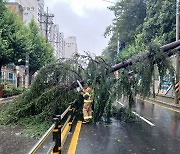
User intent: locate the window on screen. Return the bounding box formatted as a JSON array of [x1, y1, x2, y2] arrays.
[[8, 73, 14, 84], [8, 73, 14, 80], [24, 12, 29, 15], [0, 71, 4, 79]]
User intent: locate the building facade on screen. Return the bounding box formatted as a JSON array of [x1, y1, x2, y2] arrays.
[[48, 25, 65, 59], [7, 0, 45, 24], [0, 65, 26, 88], [14, 0, 38, 24], [2, 1, 79, 88], [6, 2, 23, 21], [6, 0, 71, 60], [64, 37, 78, 58], [59, 32, 65, 58]]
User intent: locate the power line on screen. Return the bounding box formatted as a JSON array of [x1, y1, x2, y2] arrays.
[[38, 6, 54, 43], [21, 0, 55, 43], [43, 2, 58, 25]]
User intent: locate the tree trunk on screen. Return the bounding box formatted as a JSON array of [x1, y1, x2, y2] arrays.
[[58, 41, 180, 90], [152, 72, 156, 98], [111, 40, 180, 73]]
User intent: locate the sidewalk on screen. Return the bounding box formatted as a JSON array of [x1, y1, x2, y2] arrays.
[[0, 95, 18, 105], [148, 95, 180, 109]]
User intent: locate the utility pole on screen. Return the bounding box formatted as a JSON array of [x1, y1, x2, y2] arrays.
[[45, 7, 49, 43], [39, 7, 54, 43], [175, 0, 180, 104]]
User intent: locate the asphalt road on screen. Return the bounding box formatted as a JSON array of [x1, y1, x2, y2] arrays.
[[0, 125, 37, 154], [75, 99, 180, 154]]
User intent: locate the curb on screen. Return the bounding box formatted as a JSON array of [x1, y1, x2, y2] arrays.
[[157, 94, 174, 99], [0, 95, 19, 105], [148, 98, 180, 109]]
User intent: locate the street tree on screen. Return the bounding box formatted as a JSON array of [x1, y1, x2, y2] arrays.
[[28, 20, 55, 80], [0, 2, 31, 72], [0, 0, 178, 135], [103, 0, 146, 63]]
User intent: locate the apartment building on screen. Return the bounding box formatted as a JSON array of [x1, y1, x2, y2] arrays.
[[59, 32, 65, 58], [64, 37, 78, 58], [15, 0, 38, 24], [6, 2, 23, 21]]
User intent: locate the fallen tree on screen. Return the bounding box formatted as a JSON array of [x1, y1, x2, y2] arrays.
[[0, 41, 178, 130], [60, 40, 180, 90], [111, 40, 180, 72]]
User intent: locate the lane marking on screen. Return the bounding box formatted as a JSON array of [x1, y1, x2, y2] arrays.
[[131, 111, 155, 127], [68, 121, 82, 154], [140, 98, 180, 113], [117, 101, 155, 127], [50, 123, 70, 154]]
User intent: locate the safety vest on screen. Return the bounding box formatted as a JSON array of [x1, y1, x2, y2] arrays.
[[83, 87, 94, 103]]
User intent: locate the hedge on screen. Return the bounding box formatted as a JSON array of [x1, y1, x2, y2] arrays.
[[2, 87, 25, 98]]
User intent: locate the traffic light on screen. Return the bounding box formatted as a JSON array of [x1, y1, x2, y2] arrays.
[[175, 81, 179, 93]]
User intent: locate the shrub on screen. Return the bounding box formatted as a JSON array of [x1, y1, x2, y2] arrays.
[[2, 87, 25, 98]]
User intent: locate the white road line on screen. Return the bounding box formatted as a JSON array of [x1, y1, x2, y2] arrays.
[[117, 101, 155, 127], [131, 111, 155, 127]]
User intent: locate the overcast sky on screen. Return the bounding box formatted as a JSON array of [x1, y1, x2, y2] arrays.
[[44, 0, 115, 55]]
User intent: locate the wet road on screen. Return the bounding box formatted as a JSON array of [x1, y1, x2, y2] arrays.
[[75, 99, 180, 154]]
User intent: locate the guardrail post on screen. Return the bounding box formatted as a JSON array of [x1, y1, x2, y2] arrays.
[[56, 115, 62, 154], [69, 101, 76, 132], [69, 109, 73, 132], [53, 117, 60, 154]]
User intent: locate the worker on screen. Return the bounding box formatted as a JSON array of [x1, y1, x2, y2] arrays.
[[81, 81, 94, 123]]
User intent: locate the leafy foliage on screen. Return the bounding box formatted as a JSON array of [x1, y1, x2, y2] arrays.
[[0, 1, 178, 138], [2, 87, 25, 98], [115, 107, 138, 123], [102, 0, 176, 104], [0, 2, 55, 75], [0, 54, 120, 128], [103, 0, 176, 63], [28, 20, 55, 76], [0, 2, 31, 70], [103, 0, 146, 63]]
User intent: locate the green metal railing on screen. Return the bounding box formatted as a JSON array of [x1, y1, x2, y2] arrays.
[[29, 100, 77, 154]]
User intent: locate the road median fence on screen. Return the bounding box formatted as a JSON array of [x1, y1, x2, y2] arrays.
[[29, 100, 77, 154]]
